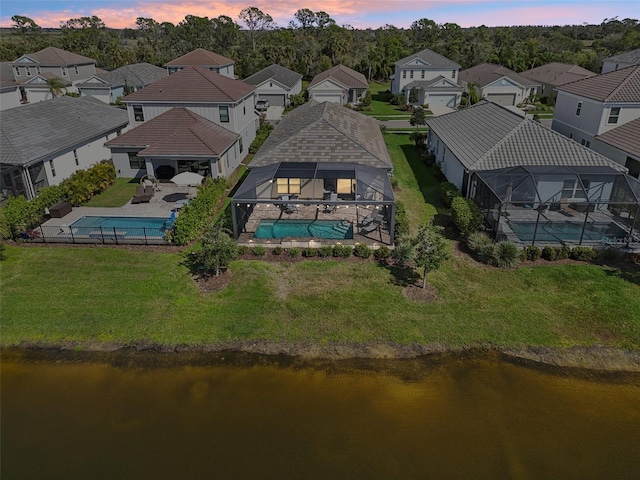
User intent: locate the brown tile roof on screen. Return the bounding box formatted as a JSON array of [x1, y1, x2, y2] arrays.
[[105, 107, 238, 157], [521, 63, 596, 87], [16, 46, 95, 66], [122, 66, 254, 103], [165, 48, 234, 67], [595, 117, 640, 158], [556, 65, 640, 102], [459, 63, 539, 88], [308, 64, 368, 89]]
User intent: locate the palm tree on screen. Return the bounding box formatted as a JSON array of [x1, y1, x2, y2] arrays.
[[47, 77, 67, 98], [467, 82, 480, 107]]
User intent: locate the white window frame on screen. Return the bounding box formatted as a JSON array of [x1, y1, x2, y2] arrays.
[[219, 106, 229, 123], [575, 101, 582, 116], [133, 105, 144, 122], [26, 66, 31, 76], [607, 107, 620, 124], [74, 65, 79, 75], [14, 67, 20, 77]]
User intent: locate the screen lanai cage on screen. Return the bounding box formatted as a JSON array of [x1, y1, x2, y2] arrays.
[[469, 166, 640, 248], [232, 162, 396, 245]]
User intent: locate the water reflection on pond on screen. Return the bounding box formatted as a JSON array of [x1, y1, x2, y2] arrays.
[[2, 350, 639, 479]]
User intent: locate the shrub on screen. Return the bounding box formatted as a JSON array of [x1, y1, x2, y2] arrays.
[[555, 245, 571, 260], [466, 231, 492, 253], [598, 247, 623, 263], [569, 246, 597, 262], [541, 246, 557, 261], [317, 245, 334, 257], [389, 93, 405, 105], [359, 90, 372, 107], [392, 240, 414, 266], [390, 176, 399, 190], [287, 247, 301, 257], [451, 196, 472, 236], [373, 245, 391, 260], [490, 241, 521, 268], [524, 245, 542, 261], [478, 243, 497, 265], [249, 122, 274, 153], [238, 245, 249, 255], [192, 223, 239, 276], [353, 242, 372, 258], [440, 182, 462, 208], [251, 245, 267, 257], [302, 247, 317, 257], [394, 201, 410, 239], [333, 244, 352, 258], [272, 246, 283, 255]]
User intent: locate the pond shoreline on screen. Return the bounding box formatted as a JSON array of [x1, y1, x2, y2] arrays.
[[3, 341, 640, 374]]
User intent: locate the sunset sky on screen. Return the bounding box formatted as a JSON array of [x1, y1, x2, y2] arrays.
[[0, 0, 637, 29]]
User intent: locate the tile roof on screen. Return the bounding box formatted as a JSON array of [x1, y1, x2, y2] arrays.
[[405, 76, 463, 91], [604, 48, 640, 65], [555, 65, 640, 102], [459, 63, 539, 88], [426, 100, 626, 171], [250, 101, 392, 169], [394, 48, 461, 69], [79, 63, 167, 88], [521, 63, 596, 87], [15, 46, 95, 66], [308, 64, 368, 90], [243, 64, 302, 89], [1, 96, 128, 166], [595, 117, 640, 158], [165, 48, 234, 67], [105, 108, 238, 157], [122, 66, 254, 103]]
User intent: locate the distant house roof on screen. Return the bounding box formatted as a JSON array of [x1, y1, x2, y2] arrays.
[[459, 63, 539, 88], [0, 96, 128, 166], [243, 64, 302, 89], [308, 65, 368, 90], [405, 76, 463, 92], [603, 48, 640, 65], [595, 117, 640, 158], [13, 46, 96, 66], [78, 63, 167, 88], [556, 65, 640, 102], [165, 48, 234, 67], [122, 66, 255, 103], [250, 100, 392, 170], [22, 72, 72, 86], [521, 62, 596, 87], [426, 100, 626, 171], [105, 107, 238, 157], [394, 48, 461, 69]]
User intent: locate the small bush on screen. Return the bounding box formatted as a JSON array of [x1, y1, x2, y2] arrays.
[[524, 245, 542, 261], [440, 182, 462, 208], [451, 196, 472, 236], [478, 243, 497, 265], [272, 246, 283, 255], [302, 247, 317, 257], [491, 241, 521, 268], [287, 247, 301, 257], [251, 245, 267, 257], [333, 244, 352, 258], [249, 122, 274, 153], [373, 245, 391, 260], [318, 245, 333, 257], [555, 245, 571, 260], [389, 93, 405, 105], [390, 176, 399, 190], [541, 246, 557, 261], [394, 201, 410, 239], [353, 242, 372, 258], [598, 247, 623, 263], [569, 246, 597, 262], [238, 245, 249, 255], [466, 231, 492, 253], [392, 240, 414, 266]]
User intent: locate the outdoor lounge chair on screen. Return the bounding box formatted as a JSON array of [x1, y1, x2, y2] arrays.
[[358, 212, 383, 227], [560, 198, 579, 216], [131, 185, 153, 204], [360, 218, 382, 235]]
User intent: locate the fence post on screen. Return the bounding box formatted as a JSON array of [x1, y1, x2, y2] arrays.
[[40, 225, 46, 243], [113, 227, 119, 245], [143, 227, 148, 245], [99, 226, 105, 244], [70, 226, 75, 244]]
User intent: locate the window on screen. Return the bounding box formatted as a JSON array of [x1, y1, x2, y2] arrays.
[[219, 106, 229, 123], [561, 178, 590, 199], [133, 105, 144, 122], [73, 150, 79, 166], [607, 107, 620, 124], [61, 66, 67, 76], [421, 70, 425, 79], [625, 157, 640, 179], [14, 67, 20, 77], [26, 66, 31, 76], [36, 67, 41, 74], [575, 101, 582, 116], [581, 139, 591, 148], [451, 70, 456, 78], [336, 178, 355, 194], [276, 178, 301, 195], [402, 71, 406, 79], [410, 70, 414, 79], [51, 160, 56, 177], [243, 103, 246, 115], [239, 137, 243, 153], [128, 152, 144, 169], [74, 65, 79, 75]]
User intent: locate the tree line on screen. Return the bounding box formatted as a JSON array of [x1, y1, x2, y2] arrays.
[[3, 10, 640, 79]]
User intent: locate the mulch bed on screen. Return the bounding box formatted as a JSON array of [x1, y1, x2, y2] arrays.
[[196, 271, 232, 293], [403, 282, 439, 303]]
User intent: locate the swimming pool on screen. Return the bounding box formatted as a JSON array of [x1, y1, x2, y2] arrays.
[[509, 221, 628, 243], [254, 219, 354, 240], [70, 216, 172, 238]]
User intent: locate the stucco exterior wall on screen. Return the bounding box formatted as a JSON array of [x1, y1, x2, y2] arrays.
[[0, 87, 21, 111], [392, 62, 458, 94]]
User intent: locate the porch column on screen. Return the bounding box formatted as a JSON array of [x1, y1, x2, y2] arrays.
[[21, 167, 36, 200]]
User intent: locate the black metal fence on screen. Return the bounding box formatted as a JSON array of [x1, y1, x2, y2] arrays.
[[17, 225, 170, 245]]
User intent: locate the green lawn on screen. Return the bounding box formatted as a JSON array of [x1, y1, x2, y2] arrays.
[[82, 178, 138, 207], [366, 81, 408, 117]]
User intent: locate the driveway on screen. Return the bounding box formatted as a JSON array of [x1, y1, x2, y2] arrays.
[[428, 105, 456, 116], [265, 106, 284, 122]]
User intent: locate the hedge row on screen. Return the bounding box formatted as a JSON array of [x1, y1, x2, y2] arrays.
[[240, 243, 392, 260]]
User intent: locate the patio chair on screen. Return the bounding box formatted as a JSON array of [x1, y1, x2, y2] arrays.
[[560, 198, 579, 217], [358, 212, 383, 227], [131, 185, 153, 204], [323, 192, 338, 213], [360, 218, 382, 235]]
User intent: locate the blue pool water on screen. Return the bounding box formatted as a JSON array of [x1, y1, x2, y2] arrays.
[[509, 221, 628, 243], [254, 219, 354, 240], [70, 216, 172, 237]]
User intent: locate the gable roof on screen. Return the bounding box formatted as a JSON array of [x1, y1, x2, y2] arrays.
[[0, 96, 128, 166], [595, 116, 640, 158], [521, 63, 596, 87], [250, 101, 392, 169], [556, 65, 640, 102], [604, 48, 640, 65], [459, 63, 539, 88], [122, 66, 254, 103], [405, 76, 463, 91], [394, 48, 461, 69], [79, 63, 167, 88], [243, 64, 302, 89], [426, 100, 625, 171], [14, 47, 95, 66], [22, 72, 72, 86], [165, 48, 234, 67], [308, 65, 368, 90], [106, 107, 238, 157]]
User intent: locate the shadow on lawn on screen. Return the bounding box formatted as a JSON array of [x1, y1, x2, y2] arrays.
[[381, 262, 421, 287], [602, 261, 640, 286]]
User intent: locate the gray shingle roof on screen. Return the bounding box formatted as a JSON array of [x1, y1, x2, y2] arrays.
[[14, 47, 95, 66], [426, 100, 625, 171], [78, 63, 167, 88], [521, 63, 596, 87], [595, 117, 640, 158], [394, 48, 461, 69], [164, 48, 234, 67], [459, 63, 539, 88], [250, 101, 392, 169], [556, 65, 640, 102], [405, 76, 463, 91], [308, 65, 368, 90], [243, 64, 302, 89], [604, 48, 640, 65], [1, 96, 128, 166]]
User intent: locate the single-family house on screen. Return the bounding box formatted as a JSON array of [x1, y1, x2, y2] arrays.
[[120, 65, 257, 166], [232, 101, 396, 245], [77, 63, 168, 104], [243, 64, 302, 106], [521, 63, 596, 100], [458, 63, 539, 106], [426, 100, 639, 247], [307, 65, 368, 106], [391, 48, 462, 107], [17, 72, 72, 104], [601, 47, 640, 74], [0, 77, 22, 111], [0, 96, 128, 202], [592, 117, 640, 178], [551, 65, 640, 149], [164, 48, 235, 78], [105, 108, 240, 180]]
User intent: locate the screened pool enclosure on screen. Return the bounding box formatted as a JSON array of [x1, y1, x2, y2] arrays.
[[469, 166, 640, 247], [232, 162, 396, 245]]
